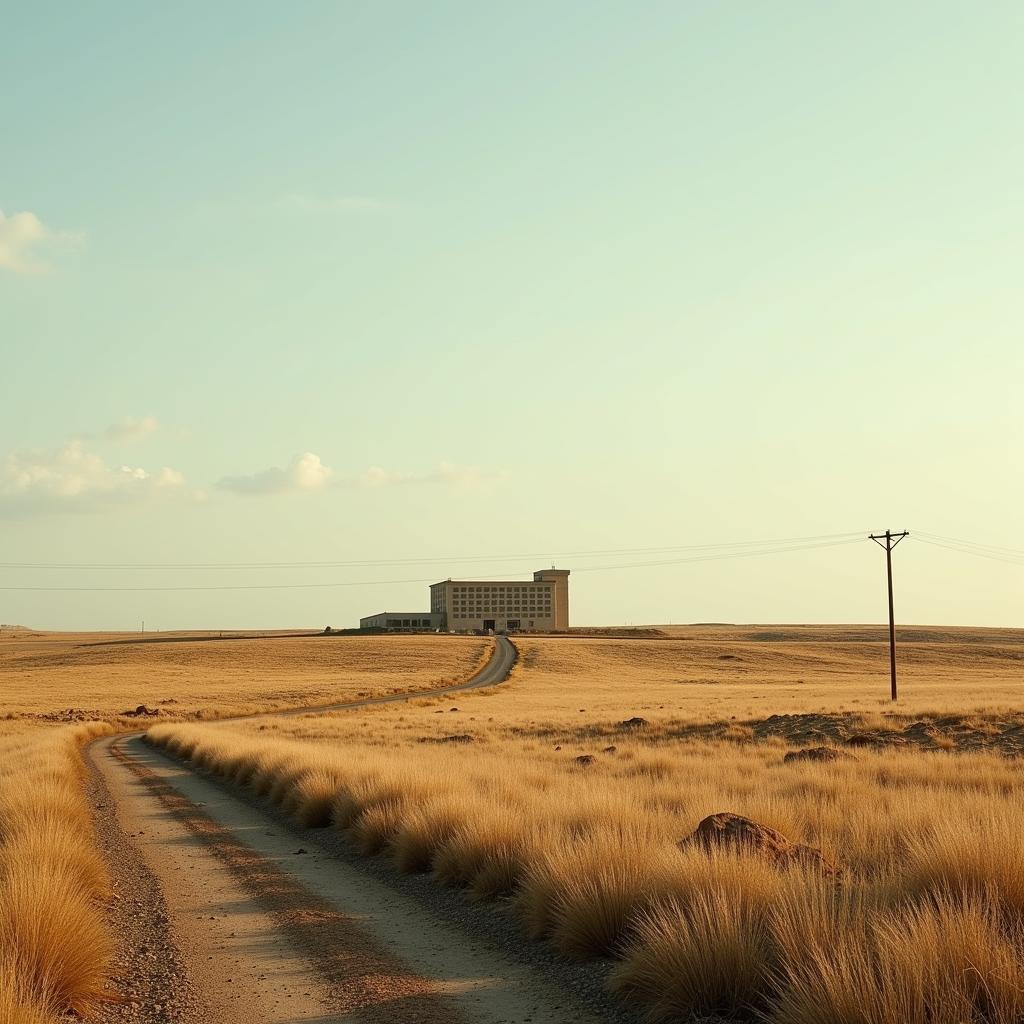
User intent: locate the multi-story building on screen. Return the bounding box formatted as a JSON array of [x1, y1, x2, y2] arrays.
[[430, 568, 569, 632], [358, 567, 570, 633]]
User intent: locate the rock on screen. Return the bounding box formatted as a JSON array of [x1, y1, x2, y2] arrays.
[[602, 745, 617, 753], [294, 848, 308, 855], [847, 733, 888, 747], [679, 812, 836, 873], [783, 746, 856, 764], [449, 707, 460, 712], [573, 754, 596, 767], [620, 716, 648, 728], [123, 704, 161, 718]]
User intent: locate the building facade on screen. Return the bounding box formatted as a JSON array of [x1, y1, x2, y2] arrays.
[[358, 568, 570, 633], [430, 568, 569, 632]]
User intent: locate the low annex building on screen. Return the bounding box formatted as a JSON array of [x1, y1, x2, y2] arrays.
[[357, 612, 442, 631], [359, 567, 570, 633]]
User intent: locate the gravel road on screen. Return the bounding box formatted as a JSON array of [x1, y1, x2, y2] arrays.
[[86, 636, 629, 1024]]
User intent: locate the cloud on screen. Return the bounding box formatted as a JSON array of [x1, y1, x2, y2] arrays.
[[0, 209, 81, 273], [218, 456, 492, 498], [217, 452, 333, 496], [0, 439, 188, 516], [102, 415, 160, 442]]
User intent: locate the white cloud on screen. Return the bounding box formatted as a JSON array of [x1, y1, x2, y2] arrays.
[[102, 415, 160, 442], [218, 452, 333, 496], [291, 452, 332, 489], [219, 456, 492, 498], [0, 209, 81, 273], [0, 439, 187, 516]]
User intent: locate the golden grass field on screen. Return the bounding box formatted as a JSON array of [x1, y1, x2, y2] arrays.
[[0, 630, 490, 718], [148, 625, 1024, 1023], [0, 720, 114, 1023], [4, 624, 1024, 1023], [0, 630, 487, 1023]]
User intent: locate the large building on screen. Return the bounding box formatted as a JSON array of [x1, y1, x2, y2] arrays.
[[360, 567, 570, 633], [431, 567, 570, 632]]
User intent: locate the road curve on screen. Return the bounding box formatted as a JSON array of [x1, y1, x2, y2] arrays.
[[262, 633, 518, 719], [85, 634, 592, 1024]]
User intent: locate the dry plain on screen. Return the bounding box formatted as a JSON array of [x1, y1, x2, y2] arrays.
[[3, 625, 1024, 1023], [0, 630, 490, 718]]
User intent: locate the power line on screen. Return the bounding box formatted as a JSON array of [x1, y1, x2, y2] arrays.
[[569, 536, 865, 574], [0, 534, 865, 592], [913, 532, 1024, 566], [915, 531, 1024, 557], [0, 531, 864, 571]]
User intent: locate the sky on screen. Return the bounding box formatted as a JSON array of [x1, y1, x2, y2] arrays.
[[1, 1, 1021, 630]]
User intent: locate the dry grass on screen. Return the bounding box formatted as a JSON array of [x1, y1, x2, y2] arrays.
[[0, 631, 490, 718], [768, 885, 1024, 1024], [508, 627, 1024, 721], [2, 623, 1012, 1022], [0, 630, 493, 1020], [143, 624, 1024, 1023], [0, 721, 114, 1022]]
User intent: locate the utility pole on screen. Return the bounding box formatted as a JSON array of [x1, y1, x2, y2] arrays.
[[868, 529, 909, 700]]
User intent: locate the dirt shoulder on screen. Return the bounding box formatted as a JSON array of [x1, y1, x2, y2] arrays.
[[90, 733, 601, 1024], [89, 734, 337, 1023], [85, 737, 203, 1023]]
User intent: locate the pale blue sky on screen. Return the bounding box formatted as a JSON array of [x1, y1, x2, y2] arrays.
[[1, 2, 1021, 629]]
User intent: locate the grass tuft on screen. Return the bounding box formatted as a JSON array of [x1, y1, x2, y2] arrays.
[[0, 722, 115, 1022]]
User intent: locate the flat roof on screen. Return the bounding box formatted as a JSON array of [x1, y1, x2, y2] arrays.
[[360, 611, 434, 618], [432, 569, 568, 586], [430, 579, 555, 587]]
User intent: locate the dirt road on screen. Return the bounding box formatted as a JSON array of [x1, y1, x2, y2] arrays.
[[87, 637, 601, 1024]]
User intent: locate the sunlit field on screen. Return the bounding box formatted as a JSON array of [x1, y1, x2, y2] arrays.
[[530, 627, 1024, 719], [150, 626, 1024, 1023], [0, 721, 114, 1023], [0, 630, 488, 1022], [0, 630, 490, 718]]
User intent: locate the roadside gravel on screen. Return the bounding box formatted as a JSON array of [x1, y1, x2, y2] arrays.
[[86, 635, 642, 1024], [85, 749, 203, 1024]]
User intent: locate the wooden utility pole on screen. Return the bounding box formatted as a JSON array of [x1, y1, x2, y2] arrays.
[[868, 529, 909, 700]]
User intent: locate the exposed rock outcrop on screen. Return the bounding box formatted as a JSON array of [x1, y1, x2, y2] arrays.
[[783, 746, 856, 764], [679, 812, 836, 873]]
